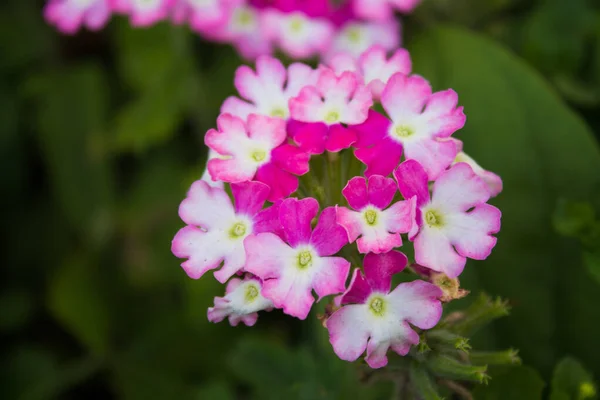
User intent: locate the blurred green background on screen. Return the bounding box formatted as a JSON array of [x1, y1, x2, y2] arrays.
[[1, 0, 600, 398]]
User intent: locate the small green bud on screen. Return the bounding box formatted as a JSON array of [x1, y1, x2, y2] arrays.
[[452, 293, 510, 336], [424, 330, 470, 353], [469, 349, 521, 366], [425, 354, 489, 384], [579, 382, 596, 399]]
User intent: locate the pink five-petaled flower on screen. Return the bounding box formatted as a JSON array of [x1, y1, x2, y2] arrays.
[[171, 0, 239, 30], [263, 10, 334, 60], [288, 68, 373, 154], [336, 175, 416, 254], [326, 20, 400, 61], [328, 45, 412, 100], [221, 56, 318, 121], [206, 113, 310, 202], [44, 0, 111, 34], [171, 180, 280, 283], [353, 0, 421, 21], [207, 276, 274, 326], [394, 159, 502, 278], [354, 73, 466, 180], [244, 198, 351, 320], [326, 251, 443, 369], [111, 0, 174, 26]]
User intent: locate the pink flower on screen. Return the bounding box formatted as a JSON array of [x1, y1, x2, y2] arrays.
[[171, 0, 239, 30], [208, 4, 272, 60], [354, 73, 466, 180], [451, 139, 503, 197], [288, 68, 372, 153], [244, 198, 351, 319], [44, 0, 111, 34], [328, 45, 412, 100], [111, 0, 174, 26], [353, 0, 422, 21], [207, 276, 274, 326], [336, 175, 416, 254], [221, 56, 319, 121], [326, 20, 400, 61], [394, 159, 502, 278], [263, 10, 335, 59], [200, 149, 225, 189], [206, 113, 310, 202], [171, 180, 281, 283], [326, 251, 443, 369]]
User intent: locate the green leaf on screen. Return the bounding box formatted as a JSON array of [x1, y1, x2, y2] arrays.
[[550, 357, 597, 400], [583, 250, 600, 284], [553, 199, 596, 238], [409, 26, 600, 376], [26, 64, 114, 246], [47, 256, 111, 355], [472, 365, 545, 400]]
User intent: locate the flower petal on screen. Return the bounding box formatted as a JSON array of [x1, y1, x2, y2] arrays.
[[381, 73, 432, 118], [312, 257, 350, 300], [367, 175, 397, 209], [355, 137, 403, 178], [271, 144, 311, 175], [279, 197, 320, 247], [310, 207, 349, 256], [352, 109, 390, 148], [403, 137, 457, 181], [326, 304, 370, 362], [290, 121, 328, 155], [393, 159, 430, 206], [363, 251, 408, 293], [172, 226, 227, 280], [178, 180, 235, 229], [414, 227, 466, 278], [340, 268, 372, 305], [255, 163, 299, 202], [336, 206, 363, 243], [432, 163, 490, 212], [326, 124, 357, 152], [231, 181, 270, 217], [247, 114, 287, 148], [444, 204, 501, 260], [244, 232, 295, 280], [342, 176, 369, 211], [387, 280, 443, 329]]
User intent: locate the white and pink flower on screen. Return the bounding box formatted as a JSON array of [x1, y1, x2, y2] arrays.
[[207, 275, 274, 326], [244, 198, 350, 319], [171, 0, 239, 31], [288, 68, 373, 153], [111, 0, 174, 26], [206, 113, 310, 201], [394, 159, 501, 278], [326, 20, 400, 62], [44, 0, 112, 34], [328, 45, 412, 100], [336, 175, 416, 254], [171, 180, 281, 283], [326, 251, 443, 368], [221, 56, 319, 121], [354, 73, 466, 180], [353, 0, 422, 21]]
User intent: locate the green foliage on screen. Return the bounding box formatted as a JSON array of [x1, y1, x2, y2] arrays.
[[472, 365, 545, 399], [409, 25, 600, 376], [550, 357, 598, 400]]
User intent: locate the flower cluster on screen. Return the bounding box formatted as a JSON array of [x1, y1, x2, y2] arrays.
[[172, 45, 503, 368], [44, 0, 411, 60]]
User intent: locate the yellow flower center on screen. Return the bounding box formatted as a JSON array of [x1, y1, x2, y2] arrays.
[[244, 284, 259, 303], [368, 296, 386, 317], [364, 209, 377, 226], [229, 222, 247, 238], [297, 250, 313, 269], [325, 111, 340, 124], [252, 150, 266, 162], [394, 125, 414, 138], [425, 210, 443, 227]]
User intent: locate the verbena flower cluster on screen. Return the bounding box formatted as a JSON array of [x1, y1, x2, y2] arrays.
[[171, 45, 503, 368], [43, 0, 414, 59]]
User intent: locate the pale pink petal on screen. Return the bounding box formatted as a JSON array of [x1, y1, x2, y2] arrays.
[[235, 57, 286, 103], [366, 323, 419, 367], [356, 231, 402, 254], [414, 227, 466, 278], [262, 275, 314, 319], [453, 153, 503, 197], [353, 0, 392, 21], [285, 63, 319, 96], [403, 137, 457, 180], [422, 89, 466, 138], [328, 53, 359, 76], [255, 163, 299, 202], [310, 207, 348, 256], [172, 226, 227, 280], [207, 157, 257, 183], [387, 280, 443, 329], [326, 304, 370, 362], [393, 159, 430, 206], [231, 181, 270, 216], [178, 180, 235, 229], [355, 137, 403, 178], [278, 197, 319, 247], [244, 233, 295, 279], [444, 204, 501, 260], [363, 251, 407, 293], [384, 197, 418, 235], [359, 46, 412, 99], [247, 114, 287, 147], [381, 73, 432, 118], [289, 86, 326, 122], [221, 96, 257, 120], [336, 207, 363, 243], [432, 163, 490, 212], [85, 1, 111, 30], [205, 114, 248, 156], [313, 257, 350, 299], [367, 175, 397, 209]]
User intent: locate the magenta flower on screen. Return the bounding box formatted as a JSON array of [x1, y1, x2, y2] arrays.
[[206, 113, 310, 202], [353, 0, 422, 21], [326, 20, 400, 61], [44, 0, 111, 34], [451, 139, 503, 197], [336, 175, 416, 254], [354, 73, 466, 180], [244, 198, 350, 319], [263, 10, 334, 60], [221, 56, 319, 121], [171, 180, 281, 283], [326, 251, 443, 369], [111, 0, 174, 26], [171, 0, 239, 30], [328, 45, 412, 100], [394, 159, 501, 278], [207, 275, 274, 327], [288, 68, 373, 153]]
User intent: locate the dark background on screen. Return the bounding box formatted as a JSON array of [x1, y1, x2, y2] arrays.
[[1, 0, 600, 398]]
